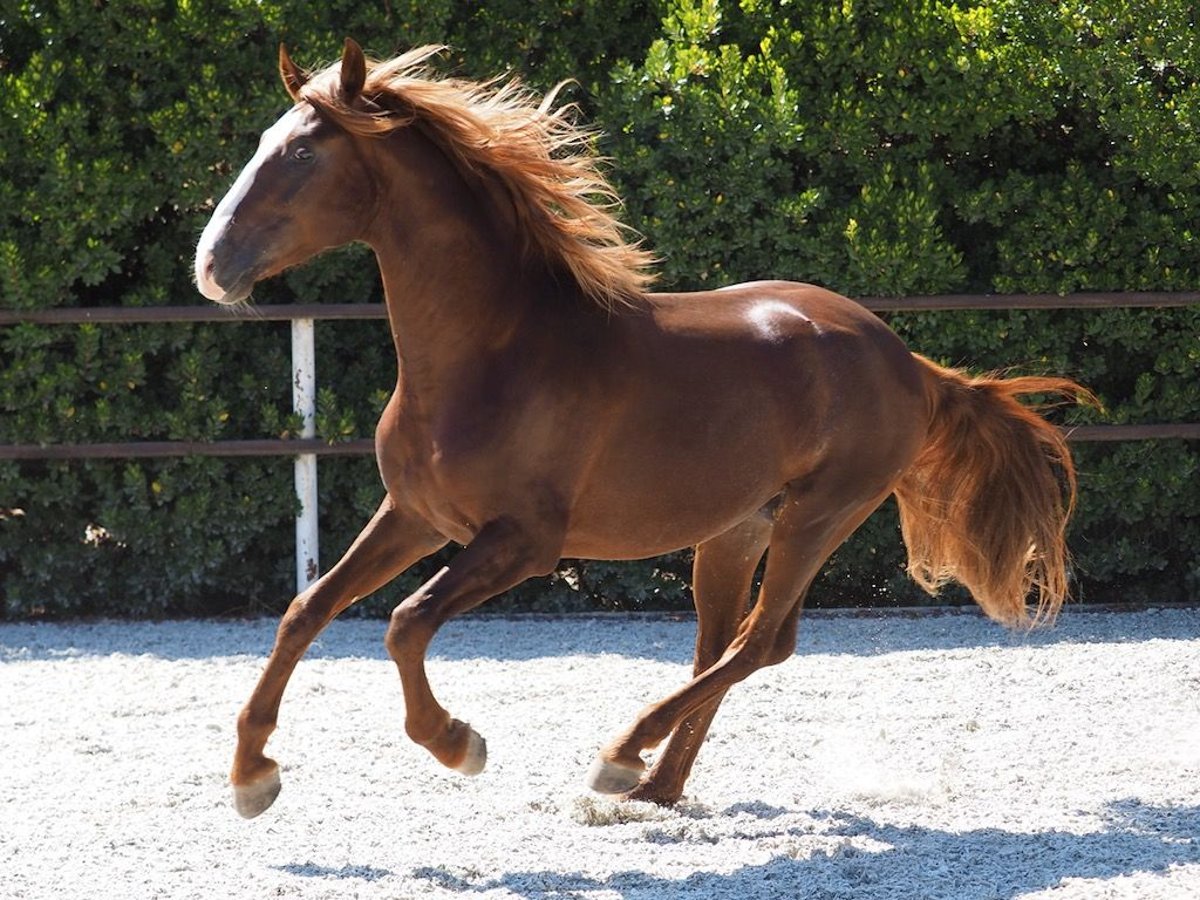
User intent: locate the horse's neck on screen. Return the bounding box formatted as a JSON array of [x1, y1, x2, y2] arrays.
[[369, 212, 532, 401], [364, 133, 546, 401]]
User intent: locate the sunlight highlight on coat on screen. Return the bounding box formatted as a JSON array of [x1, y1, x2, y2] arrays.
[[746, 299, 821, 342]]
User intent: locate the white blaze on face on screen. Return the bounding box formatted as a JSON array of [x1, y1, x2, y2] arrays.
[[194, 107, 304, 301]]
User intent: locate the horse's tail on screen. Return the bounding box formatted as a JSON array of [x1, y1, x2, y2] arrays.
[[894, 355, 1093, 628]]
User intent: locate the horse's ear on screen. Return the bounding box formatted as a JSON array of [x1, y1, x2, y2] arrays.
[[340, 38, 366, 101], [279, 43, 307, 101]]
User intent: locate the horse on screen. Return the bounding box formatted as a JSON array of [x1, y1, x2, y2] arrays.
[[195, 39, 1087, 819]]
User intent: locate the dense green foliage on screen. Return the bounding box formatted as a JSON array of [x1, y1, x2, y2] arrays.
[[1, 0, 1196, 618]]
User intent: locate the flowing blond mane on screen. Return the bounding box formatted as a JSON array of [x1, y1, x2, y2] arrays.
[[297, 46, 657, 310]]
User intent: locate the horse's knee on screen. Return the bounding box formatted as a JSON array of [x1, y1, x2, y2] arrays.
[[276, 594, 323, 645], [385, 595, 439, 659]]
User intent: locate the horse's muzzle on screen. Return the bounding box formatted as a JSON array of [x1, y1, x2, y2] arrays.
[[195, 232, 261, 305]]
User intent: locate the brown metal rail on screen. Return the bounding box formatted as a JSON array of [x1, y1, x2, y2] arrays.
[[0, 439, 376, 460], [0, 303, 388, 325]]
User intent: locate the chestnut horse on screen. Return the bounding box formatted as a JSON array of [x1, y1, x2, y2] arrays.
[[195, 40, 1086, 818]]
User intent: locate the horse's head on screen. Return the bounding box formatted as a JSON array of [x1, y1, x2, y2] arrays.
[[194, 40, 374, 304], [196, 39, 656, 310]]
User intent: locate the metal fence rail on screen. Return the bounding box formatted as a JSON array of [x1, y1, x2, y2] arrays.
[[3, 293, 1198, 590]]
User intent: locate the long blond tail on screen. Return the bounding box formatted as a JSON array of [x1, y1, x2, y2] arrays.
[[894, 356, 1092, 627]]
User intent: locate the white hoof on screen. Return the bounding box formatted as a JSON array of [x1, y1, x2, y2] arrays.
[[587, 756, 644, 795], [232, 764, 281, 819], [453, 727, 487, 777]]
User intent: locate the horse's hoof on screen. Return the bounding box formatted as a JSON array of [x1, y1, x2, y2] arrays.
[[453, 726, 487, 776], [587, 755, 644, 795], [232, 765, 281, 819]]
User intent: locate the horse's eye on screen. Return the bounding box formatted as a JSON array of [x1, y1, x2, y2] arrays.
[[291, 145, 314, 163]]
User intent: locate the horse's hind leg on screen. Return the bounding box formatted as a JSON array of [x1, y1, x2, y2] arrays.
[[231, 496, 445, 818], [619, 509, 772, 805], [589, 480, 891, 797]]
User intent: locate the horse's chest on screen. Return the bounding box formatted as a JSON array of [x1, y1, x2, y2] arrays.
[[377, 403, 539, 542]]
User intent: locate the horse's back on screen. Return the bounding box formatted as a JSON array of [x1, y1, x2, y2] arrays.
[[639, 280, 926, 420], [648, 281, 906, 349]]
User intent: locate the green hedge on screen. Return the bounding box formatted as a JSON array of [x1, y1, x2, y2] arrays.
[[1, 0, 1196, 618]]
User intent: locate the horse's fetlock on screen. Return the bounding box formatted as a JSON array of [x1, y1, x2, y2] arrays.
[[405, 710, 450, 748], [236, 706, 275, 742], [403, 716, 428, 746]]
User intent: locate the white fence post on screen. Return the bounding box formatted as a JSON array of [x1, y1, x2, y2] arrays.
[[291, 318, 319, 593]]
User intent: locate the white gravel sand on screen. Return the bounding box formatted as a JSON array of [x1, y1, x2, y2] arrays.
[[2, 608, 1199, 899]]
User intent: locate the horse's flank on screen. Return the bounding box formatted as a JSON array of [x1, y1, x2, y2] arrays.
[[294, 45, 657, 312]]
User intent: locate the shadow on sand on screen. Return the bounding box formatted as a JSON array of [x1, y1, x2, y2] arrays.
[[410, 798, 1199, 899], [273, 862, 394, 882]]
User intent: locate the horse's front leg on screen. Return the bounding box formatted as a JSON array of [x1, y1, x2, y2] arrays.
[[232, 496, 446, 818], [384, 516, 560, 775]]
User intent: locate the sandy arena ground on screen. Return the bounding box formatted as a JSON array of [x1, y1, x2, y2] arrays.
[[2, 608, 1198, 899]]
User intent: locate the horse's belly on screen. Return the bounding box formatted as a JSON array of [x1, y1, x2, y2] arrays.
[[560, 439, 792, 559], [562, 503, 772, 560]]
